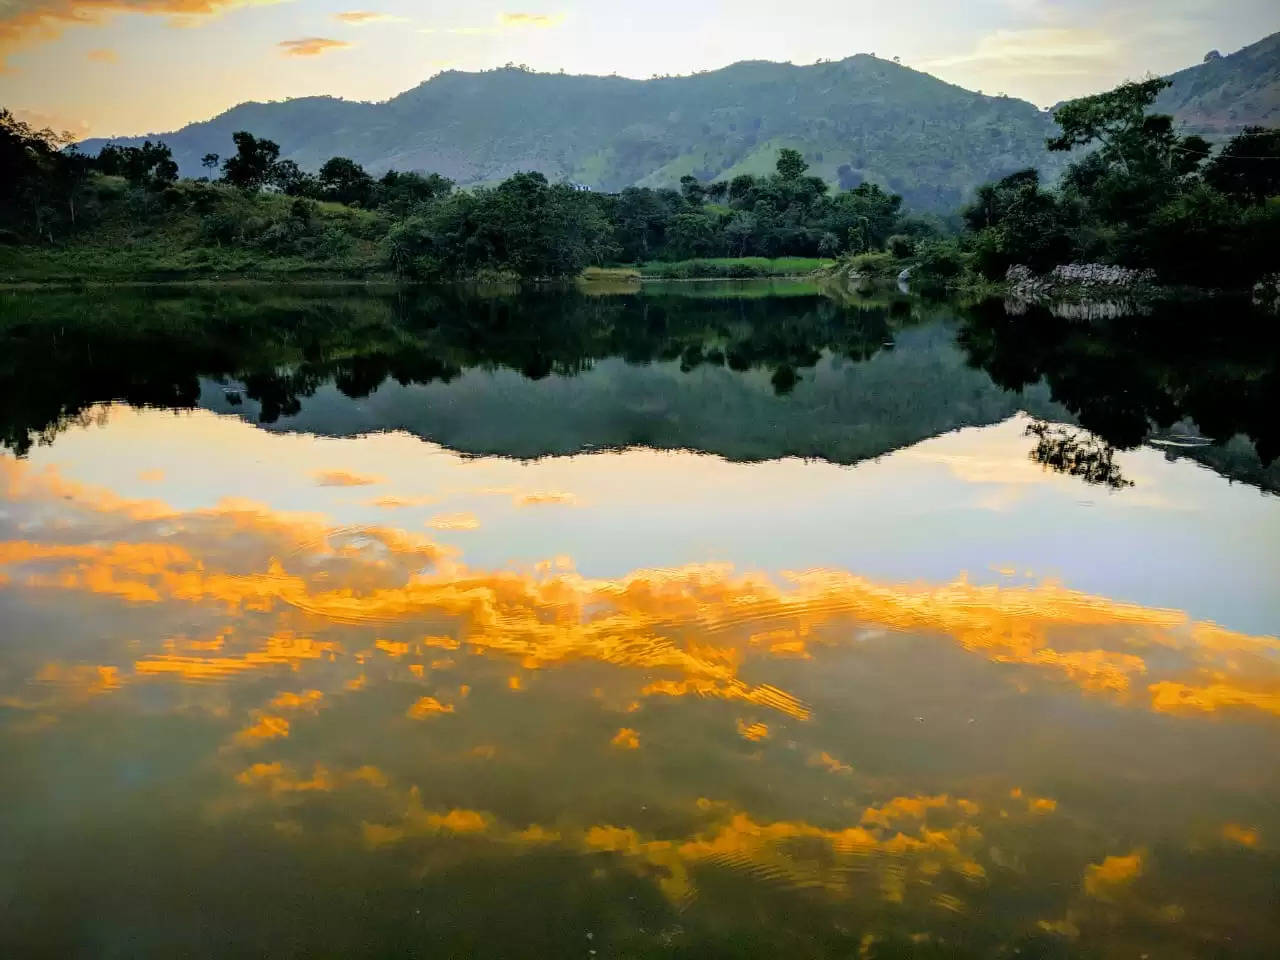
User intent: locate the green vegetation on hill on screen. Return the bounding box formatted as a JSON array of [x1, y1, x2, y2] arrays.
[[0, 118, 926, 281], [5, 64, 1278, 289], [76, 55, 1066, 214], [1154, 32, 1280, 135], [904, 80, 1280, 291], [71, 32, 1280, 217]]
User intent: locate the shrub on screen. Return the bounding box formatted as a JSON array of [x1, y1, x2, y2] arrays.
[[912, 237, 967, 290], [846, 251, 898, 279], [887, 234, 916, 259]]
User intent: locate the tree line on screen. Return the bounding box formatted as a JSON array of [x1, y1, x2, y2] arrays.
[[5, 83, 1278, 286], [910, 79, 1280, 290], [1, 111, 926, 279]]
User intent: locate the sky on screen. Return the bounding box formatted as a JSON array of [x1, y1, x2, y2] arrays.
[[0, 0, 1277, 138]]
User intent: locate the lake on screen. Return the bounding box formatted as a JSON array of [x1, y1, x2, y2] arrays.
[[1, 282, 1278, 958]]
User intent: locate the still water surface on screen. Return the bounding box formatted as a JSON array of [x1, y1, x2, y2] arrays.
[[1, 284, 1278, 957]]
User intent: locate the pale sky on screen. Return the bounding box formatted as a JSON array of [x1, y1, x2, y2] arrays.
[[1, 0, 1277, 138]]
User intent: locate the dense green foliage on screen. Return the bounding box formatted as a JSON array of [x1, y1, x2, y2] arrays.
[[598, 148, 919, 261], [911, 79, 1280, 290], [1, 119, 925, 281], [1, 110, 91, 243], [7, 44, 1278, 288]]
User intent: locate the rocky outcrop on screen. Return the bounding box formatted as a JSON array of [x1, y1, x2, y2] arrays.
[[1006, 263, 1159, 300], [1253, 273, 1280, 312]]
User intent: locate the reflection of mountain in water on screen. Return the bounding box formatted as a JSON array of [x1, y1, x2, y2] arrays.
[[1, 285, 1277, 492]]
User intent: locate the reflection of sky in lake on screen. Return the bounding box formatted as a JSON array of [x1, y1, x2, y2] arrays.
[[3, 405, 1278, 956], [30, 405, 1280, 633]]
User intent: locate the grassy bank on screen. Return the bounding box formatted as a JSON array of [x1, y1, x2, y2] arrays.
[[636, 257, 832, 279], [0, 177, 390, 283]]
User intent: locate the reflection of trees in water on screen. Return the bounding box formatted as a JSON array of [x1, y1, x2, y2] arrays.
[[1025, 421, 1132, 489], [959, 297, 1280, 490], [0, 286, 915, 454]]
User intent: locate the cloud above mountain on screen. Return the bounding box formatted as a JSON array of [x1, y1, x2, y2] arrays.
[[0, 0, 283, 69], [278, 36, 351, 57]]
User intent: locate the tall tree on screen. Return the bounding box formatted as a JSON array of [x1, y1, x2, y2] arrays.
[[1204, 126, 1280, 205], [776, 148, 809, 181], [318, 156, 374, 206], [221, 132, 281, 191]]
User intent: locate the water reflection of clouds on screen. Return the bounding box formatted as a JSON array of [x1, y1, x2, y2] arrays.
[[3, 452, 1278, 728], [4, 430, 1279, 951]]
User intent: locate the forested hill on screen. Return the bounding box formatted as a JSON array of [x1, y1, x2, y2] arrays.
[[77, 55, 1061, 213], [1154, 31, 1280, 134], [75, 31, 1279, 213]]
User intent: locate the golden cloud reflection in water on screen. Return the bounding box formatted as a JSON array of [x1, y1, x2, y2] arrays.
[[3, 428, 1280, 956], [2, 453, 1279, 725]]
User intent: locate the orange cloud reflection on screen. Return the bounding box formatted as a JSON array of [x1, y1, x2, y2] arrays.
[[3, 453, 1278, 725], [363, 790, 992, 908], [1084, 850, 1143, 899]]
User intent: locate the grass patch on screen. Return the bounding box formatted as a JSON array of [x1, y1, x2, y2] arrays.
[[581, 265, 641, 281], [636, 257, 832, 279]]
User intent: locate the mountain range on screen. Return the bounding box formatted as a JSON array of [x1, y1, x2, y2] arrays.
[[77, 31, 1279, 213]]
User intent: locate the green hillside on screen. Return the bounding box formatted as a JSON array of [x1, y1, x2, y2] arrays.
[[66, 30, 1280, 214], [79, 56, 1063, 213], [1155, 31, 1280, 134]]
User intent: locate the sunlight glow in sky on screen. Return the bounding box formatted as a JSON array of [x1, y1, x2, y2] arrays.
[[1, 0, 1277, 137]]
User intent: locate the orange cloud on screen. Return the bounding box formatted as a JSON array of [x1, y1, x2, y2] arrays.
[[6, 107, 89, 138], [0, 661, 121, 712], [428, 512, 480, 531], [407, 696, 454, 719], [361, 788, 992, 908], [1148, 680, 1280, 717], [1083, 850, 1143, 899], [611, 727, 639, 749], [277, 36, 350, 57], [236, 761, 386, 795], [515, 491, 579, 507], [233, 712, 290, 744], [1222, 823, 1260, 848], [268, 689, 323, 711], [367, 495, 438, 509], [333, 10, 396, 24], [810, 751, 852, 775], [313, 469, 382, 487], [136, 633, 339, 683], [497, 12, 563, 28], [0, 1, 285, 69], [736, 719, 769, 742], [363, 788, 491, 847], [85, 46, 116, 61]]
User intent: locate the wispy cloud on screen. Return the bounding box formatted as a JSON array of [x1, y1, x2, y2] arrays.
[[313, 469, 381, 486], [333, 10, 403, 26], [9, 106, 90, 137], [498, 11, 564, 28], [0, 0, 285, 69], [85, 46, 116, 62], [419, 11, 565, 36], [427, 512, 480, 531], [514, 491, 580, 507], [278, 36, 352, 57], [924, 28, 1120, 76]]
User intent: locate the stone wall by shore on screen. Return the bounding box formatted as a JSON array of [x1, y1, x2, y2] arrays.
[[1006, 263, 1159, 300]]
